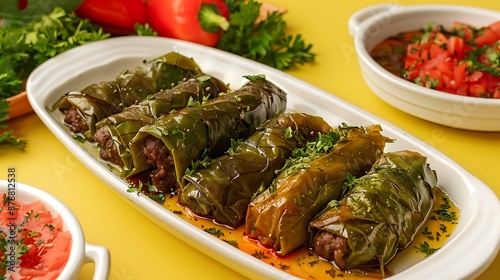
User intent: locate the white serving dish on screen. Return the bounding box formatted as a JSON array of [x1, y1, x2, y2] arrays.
[[26, 36, 500, 279], [0, 180, 110, 280], [349, 4, 500, 131]]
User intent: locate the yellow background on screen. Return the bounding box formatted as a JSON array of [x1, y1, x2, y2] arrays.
[[2, 0, 499, 279]]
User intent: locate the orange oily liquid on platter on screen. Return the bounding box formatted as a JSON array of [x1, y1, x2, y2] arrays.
[[163, 187, 459, 279]]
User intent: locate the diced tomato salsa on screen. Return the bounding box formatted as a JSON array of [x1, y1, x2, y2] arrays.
[[0, 193, 72, 280], [371, 21, 500, 98]]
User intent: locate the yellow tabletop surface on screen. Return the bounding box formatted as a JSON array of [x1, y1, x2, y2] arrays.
[[2, 0, 499, 279]]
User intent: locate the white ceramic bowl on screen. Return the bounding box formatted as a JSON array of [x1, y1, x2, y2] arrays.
[[0, 180, 110, 280], [349, 4, 500, 131]]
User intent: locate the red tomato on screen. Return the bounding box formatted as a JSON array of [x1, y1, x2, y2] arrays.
[[429, 43, 446, 59], [1, 195, 72, 279], [146, 0, 230, 47], [19, 242, 41, 268], [489, 21, 500, 39], [453, 62, 467, 88], [474, 29, 499, 47], [447, 36, 464, 60], [493, 88, 500, 98], [453, 22, 474, 41], [398, 21, 500, 98], [469, 82, 487, 97], [75, 0, 147, 35]]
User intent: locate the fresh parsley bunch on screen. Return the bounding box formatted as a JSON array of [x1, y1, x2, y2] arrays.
[[218, 0, 315, 70], [0, 7, 109, 99], [0, 100, 27, 149]]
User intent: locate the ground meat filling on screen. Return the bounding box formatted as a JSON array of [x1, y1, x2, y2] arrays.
[[93, 127, 122, 166], [63, 106, 89, 134], [312, 231, 351, 269], [143, 137, 179, 194]]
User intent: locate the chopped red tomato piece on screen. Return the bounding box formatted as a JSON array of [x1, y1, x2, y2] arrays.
[[383, 21, 500, 98], [475, 29, 499, 47], [489, 21, 500, 39], [0, 194, 72, 280], [453, 22, 474, 41], [448, 36, 465, 60]]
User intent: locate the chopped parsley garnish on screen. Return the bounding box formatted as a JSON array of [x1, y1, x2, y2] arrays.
[[415, 241, 439, 257], [421, 226, 434, 241], [439, 223, 447, 233], [226, 138, 242, 157], [204, 227, 224, 237], [433, 196, 458, 222], [327, 200, 340, 208], [251, 250, 267, 259], [279, 262, 290, 270], [266, 129, 341, 194], [223, 239, 239, 248], [186, 96, 199, 107], [127, 181, 166, 204], [279, 130, 340, 176], [72, 134, 86, 143], [308, 260, 319, 267], [43, 224, 55, 231], [186, 149, 212, 175]]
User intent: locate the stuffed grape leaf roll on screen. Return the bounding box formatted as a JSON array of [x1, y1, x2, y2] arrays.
[[245, 125, 388, 256], [179, 113, 333, 228], [309, 150, 437, 275], [93, 74, 229, 176], [53, 52, 202, 140], [127, 75, 287, 196]]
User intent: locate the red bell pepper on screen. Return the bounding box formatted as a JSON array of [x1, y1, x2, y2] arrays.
[[146, 0, 230, 47], [74, 0, 148, 35]]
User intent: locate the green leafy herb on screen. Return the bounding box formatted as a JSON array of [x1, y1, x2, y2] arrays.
[[415, 241, 439, 257], [267, 129, 339, 194], [279, 262, 290, 270], [434, 196, 458, 222], [133, 23, 158, 36], [308, 260, 319, 267], [186, 149, 212, 175], [284, 126, 293, 139], [467, 44, 500, 76], [126, 181, 166, 204], [222, 239, 238, 248], [327, 200, 339, 208], [43, 224, 55, 231], [251, 250, 267, 259], [226, 138, 242, 157], [218, 0, 315, 70], [278, 130, 340, 177], [439, 223, 448, 233], [0, 0, 82, 21], [0, 99, 27, 149], [250, 182, 266, 201], [204, 227, 224, 237], [344, 172, 358, 192], [0, 7, 110, 98], [186, 96, 200, 108], [72, 134, 86, 143], [421, 226, 435, 241]]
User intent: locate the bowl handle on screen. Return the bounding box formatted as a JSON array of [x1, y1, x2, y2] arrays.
[[348, 3, 402, 37], [84, 242, 111, 280]]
